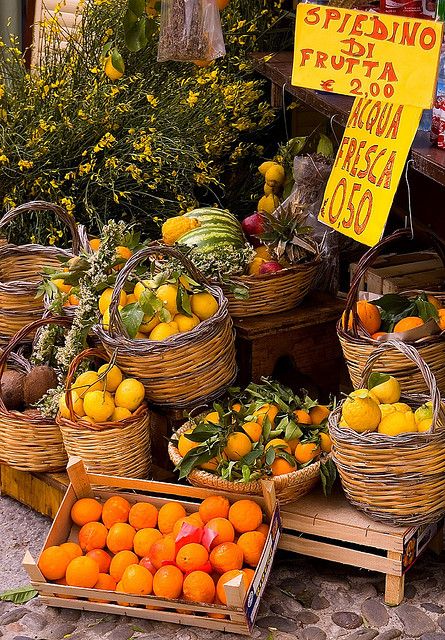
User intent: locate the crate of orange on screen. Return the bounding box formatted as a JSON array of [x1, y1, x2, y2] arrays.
[[168, 378, 336, 505], [23, 457, 281, 635], [338, 228, 445, 395]]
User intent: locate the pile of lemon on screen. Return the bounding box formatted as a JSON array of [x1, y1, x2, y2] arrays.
[[340, 374, 433, 436], [58, 363, 145, 424], [99, 282, 219, 342], [257, 161, 286, 215]]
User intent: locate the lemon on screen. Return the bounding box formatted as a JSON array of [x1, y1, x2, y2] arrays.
[[379, 403, 396, 419], [169, 321, 179, 332], [257, 194, 279, 214], [370, 375, 401, 404], [392, 402, 411, 413], [114, 378, 145, 411], [139, 313, 160, 334], [342, 391, 381, 432], [102, 305, 123, 330], [53, 278, 71, 294], [417, 418, 432, 432], [58, 391, 85, 419], [339, 417, 350, 428], [133, 280, 151, 301], [83, 390, 115, 422], [156, 284, 178, 316], [135, 332, 147, 339], [350, 388, 380, 405], [224, 432, 252, 461], [174, 313, 200, 332], [99, 288, 127, 315], [125, 294, 137, 305], [265, 165, 286, 187], [264, 184, 274, 196], [97, 363, 123, 393], [148, 322, 178, 341], [178, 429, 199, 457], [104, 55, 124, 81], [258, 161, 278, 176], [378, 410, 417, 435], [415, 401, 433, 423], [190, 292, 218, 320], [111, 406, 132, 422], [248, 257, 266, 276], [71, 371, 104, 398]]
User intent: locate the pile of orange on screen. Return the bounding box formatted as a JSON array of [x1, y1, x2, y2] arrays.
[[38, 494, 267, 609]]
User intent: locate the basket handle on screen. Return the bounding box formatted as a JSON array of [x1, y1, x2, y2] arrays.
[[359, 339, 441, 432], [0, 201, 83, 255], [0, 316, 72, 412], [64, 347, 109, 423], [108, 244, 210, 336], [344, 228, 445, 336]]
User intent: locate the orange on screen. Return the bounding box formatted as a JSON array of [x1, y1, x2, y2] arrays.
[[205, 518, 235, 547], [60, 542, 83, 561], [149, 536, 176, 570], [153, 565, 184, 599], [309, 405, 330, 425], [271, 457, 297, 476], [66, 556, 100, 588], [209, 542, 243, 574], [68, 294, 80, 306], [254, 403, 279, 427], [114, 246, 133, 271], [38, 546, 71, 580], [200, 457, 219, 472], [243, 568, 255, 585], [78, 521, 108, 553], [256, 523, 268, 537], [199, 495, 230, 523], [319, 432, 332, 453], [177, 430, 199, 457], [109, 550, 139, 581], [224, 432, 252, 461], [428, 294, 442, 310], [176, 543, 209, 573], [172, 513, 205, 538], [106, 523, 136, 554], [89, 238, 101, 251], [129, 502, 158, 530], [439, 309, 445, 331], [183, 571, 215, 604], [205, 411, 220, 424], [241, 421, 262, 442], [229, 499, 263, 534], [139, 557, 157, 575], [293, 409, 312, 424], [93, 572, 117, 592], [71, 498, 103, 527], [133, 527, 163, 557], [209, 594, 227, 619], [393, 316, 424, 333], [372, 331, 387, 340], [342, 300, 381, 334], [102, 495, 131, 528], [231, 402, 242, 412], [217, 570, 250, 605], [158, 502, 186, 534], [86, 549, 112, 573], [121, 564, 153, 595], [115, 580, 130, 606], [265, 438, 291, 454], [237, 531, 266, 567], [294, 442, 321, 464]]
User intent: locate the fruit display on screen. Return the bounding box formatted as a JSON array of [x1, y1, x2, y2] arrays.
[[256, 160, 286, 215]]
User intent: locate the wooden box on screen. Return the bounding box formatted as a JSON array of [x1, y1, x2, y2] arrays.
[[23, 458, 281, 636]]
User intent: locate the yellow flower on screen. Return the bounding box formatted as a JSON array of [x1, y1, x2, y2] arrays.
[[0, 85, 5, 98], [61, 197, 75, 212], [0, 155, 8, 164], [79, 162, 92, 175], [185, 91, 199, 107], [18, 159, 33, 170], [146, 94, 158, 107]]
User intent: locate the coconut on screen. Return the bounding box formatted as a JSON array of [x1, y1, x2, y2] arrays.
[[1, 369, 25, 410], [23, 365, 58, 407]]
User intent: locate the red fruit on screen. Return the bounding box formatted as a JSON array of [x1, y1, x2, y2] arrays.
[[258, 261, 283, 275], [139, 557, 157, 575], [241, 213, 265, 238]]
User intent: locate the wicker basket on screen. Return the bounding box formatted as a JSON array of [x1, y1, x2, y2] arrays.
[[56, 348, 151, 479], [220, 258, 320, 318], [338, 228, 445, 394], [168, 422, 322, 504], [94, 246, 237, 409], [0, 317, 71, 472], [0, 201, 84, 343], [329, 340, 445, 526]]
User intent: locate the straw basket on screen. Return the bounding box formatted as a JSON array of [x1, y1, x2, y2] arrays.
[[95, 246, 237, 409], [338, 228, 445, 394], [168, 422, 322, 504], [220, 258, 320, 318], [0, 201, 84, 343], [0, 317, 71, 472], [329, 340, 445, 526], [56, 348, 151, 479]]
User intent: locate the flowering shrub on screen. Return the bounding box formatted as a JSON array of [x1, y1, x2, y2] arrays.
[[0, 0, 285, 243]]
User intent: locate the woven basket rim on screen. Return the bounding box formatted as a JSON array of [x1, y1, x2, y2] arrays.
[[337, 315, 445, 347], [57, 402, 149, 431], [227, 255, 322, 285]]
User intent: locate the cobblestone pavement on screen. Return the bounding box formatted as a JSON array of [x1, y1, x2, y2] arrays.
[[1, 494, 445, 640]]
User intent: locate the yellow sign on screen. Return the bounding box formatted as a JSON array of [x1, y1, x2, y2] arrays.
[[318, 97, 422, 246], [292, 4, 443, 108]]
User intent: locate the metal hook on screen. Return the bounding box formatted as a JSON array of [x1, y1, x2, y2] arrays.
[[404, 159, 414, 240]]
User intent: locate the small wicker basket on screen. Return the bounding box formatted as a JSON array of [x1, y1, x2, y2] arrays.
[[94, 245, 237, 409], [0, 317, 71, 473], [168, 422, 322, 505], [338, 228, 445, 394], [329, 340, 445, 527], [56, 348, 151, 479], [0, 201, 85, 343]]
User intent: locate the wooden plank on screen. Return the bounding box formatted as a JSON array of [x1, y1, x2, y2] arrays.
[[385, 551, 405, 606], [366, 259, 442, 294], [0, 464, 64, 519], [384, 268, 445, 293]]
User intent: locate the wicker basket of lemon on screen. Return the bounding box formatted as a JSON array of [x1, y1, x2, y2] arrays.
[[329, 339, 445, 527], [56, 348, 151, 479]]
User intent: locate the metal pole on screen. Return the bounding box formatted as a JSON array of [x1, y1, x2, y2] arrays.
[[0, 0, 23, 48]]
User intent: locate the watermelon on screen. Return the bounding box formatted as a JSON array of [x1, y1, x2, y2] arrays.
[[181, 208, 246, 254]]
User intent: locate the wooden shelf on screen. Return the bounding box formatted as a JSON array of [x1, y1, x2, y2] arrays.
[[252, 52, 445, 187]]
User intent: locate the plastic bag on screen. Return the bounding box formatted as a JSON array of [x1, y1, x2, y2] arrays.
[[158, 0, 226, 63]]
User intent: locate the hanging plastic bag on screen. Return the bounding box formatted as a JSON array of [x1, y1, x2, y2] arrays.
[[158, 0, 226, 63]]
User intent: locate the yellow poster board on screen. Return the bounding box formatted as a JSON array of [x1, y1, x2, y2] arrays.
[[292, 4, 443, 108], [318, 98, 422, 246]]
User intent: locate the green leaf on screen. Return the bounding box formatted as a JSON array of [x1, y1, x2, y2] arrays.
[[120, 303, 144, 338], [102, 42, 113, 58], [371, 294, 411, 314], [177, 286, 193, 317], [158, 307, 172, 323], [128, 0, 146, 15], [287, 136, 307, 156], [242, 465, 251, 483], [0, 586, 38, 604], [368, 372, 390, 390], [320, 458, 337, 496], [232, 285, 250, 300], [317, 133, 334, 158], [285, 421, 302, 442], [124, 15, 149, 52], [415, 298, 439, 322], [241, 448, 264, 466], [262, 416, 272, 442], [265, 446, 276, 465], [139, 289, 162, 316]]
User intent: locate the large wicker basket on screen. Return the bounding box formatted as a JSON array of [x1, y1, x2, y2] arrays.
[[94, 246, 237, 409], [338, 228, 445, 394], [329, 340, 445, 527], [0, 201, 84, 343], [56, 348, 151, 479], [0, 317, 71, 472], [168, 422, 322, 505]]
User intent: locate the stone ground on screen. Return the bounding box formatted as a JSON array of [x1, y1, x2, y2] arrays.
[[1, 495, 445, 640]]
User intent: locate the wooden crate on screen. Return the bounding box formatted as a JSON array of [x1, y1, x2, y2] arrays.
[[349, 251, 445, 295], [23, 458, 281, 636]]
